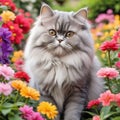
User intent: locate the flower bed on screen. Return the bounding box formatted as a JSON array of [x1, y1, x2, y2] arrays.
[[0, 0, 58, 120], [0, 1, 120, 120]]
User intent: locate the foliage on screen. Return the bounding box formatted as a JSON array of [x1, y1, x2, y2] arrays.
[[52, 0, 120, 20], [0, 0, 58, 120], [84, 9, 120, 120], [77, 0, 120, 20], [13, 0, 52, 18]]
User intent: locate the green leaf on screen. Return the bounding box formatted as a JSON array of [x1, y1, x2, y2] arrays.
[[82, 111, 97, 116], [1, 108, 12, 116], [2, 103, 14, 108], [0, 5, 8, 13], [104, 111, 120, 119], [8, 114, 23, 120], [116, 107, 120, 112], [112, 117, 120, 120], [101, 106, 111, 116], [15, 102, 24, 107]]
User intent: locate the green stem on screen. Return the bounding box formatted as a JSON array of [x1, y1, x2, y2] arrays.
[[15, 91, 19, 102], [25, 98, 29, 104], [106, 78, 113, 93], [0, 94, 5, 105], [107, 50, 112, 67]]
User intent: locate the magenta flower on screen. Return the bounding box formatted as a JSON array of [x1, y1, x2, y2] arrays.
[[19, 105, 44, 120], [19, 105, 33, 119], [115, 61, 120, 69], [98, 90, 115, 106], [0, 64, 14, 80], [100, 40, 119, 51], [0, 83, 12, 96], [29, 112, 44, 120], [97, 67, 119, 79]]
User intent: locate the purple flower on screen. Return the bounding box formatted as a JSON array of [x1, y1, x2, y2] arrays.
[[0, 27, 13, 64]]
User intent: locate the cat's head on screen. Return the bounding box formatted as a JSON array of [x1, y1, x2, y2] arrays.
[[31, 4, 94, 57]]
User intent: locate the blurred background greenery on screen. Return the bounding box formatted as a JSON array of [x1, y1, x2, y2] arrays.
[[13, 0, 120, 20]]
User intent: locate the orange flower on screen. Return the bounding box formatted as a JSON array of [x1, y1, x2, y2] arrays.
[[0, 10, 16, 23], [11, 80, 26, 91], [20, 86, 40, 100], [11, 50, 23, 62], [37, 102, 58, 120]]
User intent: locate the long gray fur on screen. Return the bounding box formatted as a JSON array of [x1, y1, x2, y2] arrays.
[[24, 4, 104, 120]]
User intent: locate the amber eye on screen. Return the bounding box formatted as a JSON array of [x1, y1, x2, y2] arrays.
[[66, 31, 74, 38], [49, 29, 56, 36]]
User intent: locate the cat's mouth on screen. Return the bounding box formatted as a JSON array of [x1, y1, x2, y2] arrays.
[[47, 43, 73, 56]]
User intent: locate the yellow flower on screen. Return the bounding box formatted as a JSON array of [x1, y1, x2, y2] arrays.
[[20, 86, 40, 100], [0, 10, 16, 23], [11, 50, 23, 62], [101, 53, 106, 59], [95, 43, 100, 50], [11, 80, 27, 91], [37, 102, 58, 120]]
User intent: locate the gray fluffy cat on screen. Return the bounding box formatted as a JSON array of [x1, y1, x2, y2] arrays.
[[24, 4, 104, 120]]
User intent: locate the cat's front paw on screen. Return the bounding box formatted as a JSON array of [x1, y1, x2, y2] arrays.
[[64, 117, 80, 120]]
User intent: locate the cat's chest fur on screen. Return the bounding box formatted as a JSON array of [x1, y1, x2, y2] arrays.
[[30, 49, 91, 89], [26, 49, 92, 111]]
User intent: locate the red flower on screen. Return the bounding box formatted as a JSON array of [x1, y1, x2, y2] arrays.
[[118, 52, 120, 58], [14, 14, 31, 34], [14, 71, 30, 83], [3, 21, 23, 44], [100, 40, 119, 51], [87, 99, 100, 109], [0, 0, 16, 11]]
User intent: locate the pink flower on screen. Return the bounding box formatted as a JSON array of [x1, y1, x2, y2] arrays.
[[19, 105, 44, 120], [87, 99, 100, 109], [19, 105, 34, 119], [0, 64, 14, 80], [14, 59, 24, 71], [100, 40, 119, 51], [112, 29, 120, 41], [0, 83, 12, 96], [29, 112, 44, 120], [115, 93, 120, 107], [97, 67, 119, 79], [107, 9, 113, 14], [115, 61, 120, 69], [92, 115, 100, 120], [98, 90, 115, 106]]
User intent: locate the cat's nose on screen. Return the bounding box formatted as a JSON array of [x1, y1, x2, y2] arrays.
[[58, 39, 63, 43]]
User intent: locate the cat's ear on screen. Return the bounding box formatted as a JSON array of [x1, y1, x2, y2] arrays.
[[73, 7, 88, 20], [40, 3, 54, 18]]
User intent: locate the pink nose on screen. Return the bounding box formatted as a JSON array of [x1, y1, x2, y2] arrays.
[[58, 39, 63, 43]]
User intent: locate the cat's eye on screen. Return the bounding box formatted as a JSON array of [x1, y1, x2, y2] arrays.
[[66, 31, 74, 38], [49, 29, 56, 36]]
